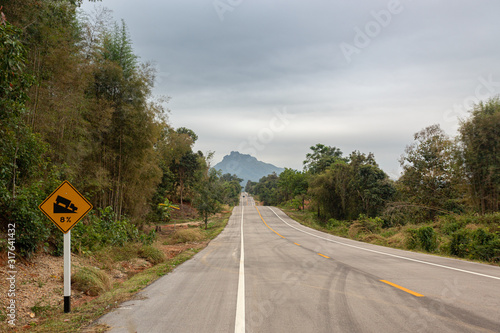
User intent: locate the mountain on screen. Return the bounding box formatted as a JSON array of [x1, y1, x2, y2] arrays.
[[212, 151, 285, 186]]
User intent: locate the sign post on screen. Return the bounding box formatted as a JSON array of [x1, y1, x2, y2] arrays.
[[39, 180, 92, 313], [64, 231, 71, 313]]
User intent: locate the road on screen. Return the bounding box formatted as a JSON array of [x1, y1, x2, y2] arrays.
[[98, 194, 500, 332]]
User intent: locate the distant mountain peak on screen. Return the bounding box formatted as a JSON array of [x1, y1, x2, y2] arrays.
[[213, 152, 285, 185]]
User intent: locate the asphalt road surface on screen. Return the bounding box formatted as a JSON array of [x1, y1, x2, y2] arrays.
[[98, 194, 500, 332]]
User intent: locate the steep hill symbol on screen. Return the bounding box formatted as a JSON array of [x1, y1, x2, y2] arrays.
[[53, 195, 78, 214]]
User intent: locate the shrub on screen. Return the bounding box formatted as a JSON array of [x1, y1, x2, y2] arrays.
[[406, 228, 418, 250], [71, 207, 154, 253], [449, 228, 500, 262], [326, 218, 342, 230], [406, 226, 437, 252], [450, 229, 472, 257], [417, 226, 438, 252], [358, 214, 383, 233]]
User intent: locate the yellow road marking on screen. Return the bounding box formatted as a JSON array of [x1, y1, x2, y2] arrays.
[[380, 280, 424, 297], [318, 253, 330, 259], [294, 243, 301, 246], [255, 207, 285, 239]]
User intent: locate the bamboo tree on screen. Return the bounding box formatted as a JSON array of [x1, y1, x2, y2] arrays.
[[459, 97, 500, 213]]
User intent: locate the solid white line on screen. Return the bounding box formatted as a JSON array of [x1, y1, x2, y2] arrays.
[[235, 205, 245, 333], [268, 207, 500, 281]]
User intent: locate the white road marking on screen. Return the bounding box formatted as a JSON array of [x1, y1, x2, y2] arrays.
[[268, 207, 500, 281], [235, 204, 245, 333]]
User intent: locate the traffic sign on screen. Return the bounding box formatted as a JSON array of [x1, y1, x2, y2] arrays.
[[39, 180, 93, 233]]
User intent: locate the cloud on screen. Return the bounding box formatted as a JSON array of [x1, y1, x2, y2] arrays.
[[81, 0, 500, 175]]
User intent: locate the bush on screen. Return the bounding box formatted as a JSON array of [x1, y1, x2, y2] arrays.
[[417, 226, 438, 252], [358, 214, 383, 233], [2, 183, 54, 258], [72, 266, 111, 296], [325, 218, 342, 230], [450, 229, 471, 257], [71, 207, 154, 253], [381, 204, 428, 226], [406, 226, 437, 252], [449, 228, 500, 262]]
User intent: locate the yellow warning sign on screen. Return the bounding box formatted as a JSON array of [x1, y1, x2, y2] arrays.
[[39, 180, 93, 233]]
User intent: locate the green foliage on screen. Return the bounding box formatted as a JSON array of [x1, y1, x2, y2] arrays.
[[158, 198, 177, 222], [303, 144, 345, 174], [450, 228, 500, 262], [326, 218, 343, 230], [278, 168, 308, 209], [71, 206, 153, 253], [220, 173, 243, 206], [101, 20, 138, 79], [194, 169, 223, 228], [357, 214, 384, 233], [398, 124, 458, 220], [406, 226, 437, 252], [4, 183, 53, 258], [308, 149, 395, 220], [0, 19, 57, 258], [250, 173, 280, 206], [459, 97, 500, 213], [417, 226, 438, 252]]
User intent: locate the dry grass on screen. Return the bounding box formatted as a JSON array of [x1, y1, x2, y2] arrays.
[[168, 228, 204, 244], [72, 266, 112, 296]]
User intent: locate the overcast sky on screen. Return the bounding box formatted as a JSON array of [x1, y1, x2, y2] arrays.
[[81, 0, 500, 178]]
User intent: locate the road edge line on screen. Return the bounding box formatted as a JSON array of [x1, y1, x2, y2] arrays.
[[268, 207, 500, 281], [234, 205, 245, 333]]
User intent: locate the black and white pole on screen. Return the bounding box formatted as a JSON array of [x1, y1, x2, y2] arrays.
[[64, 230, 71, 313]]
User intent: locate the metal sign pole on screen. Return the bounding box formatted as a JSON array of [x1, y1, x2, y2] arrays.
[[64, 231, 71, 313]]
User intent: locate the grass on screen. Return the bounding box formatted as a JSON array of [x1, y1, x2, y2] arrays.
[[72, 266, 112, 297], [139, 245, 166, 265], [167, 228, 204, 244], [15, 211, 231, 333]]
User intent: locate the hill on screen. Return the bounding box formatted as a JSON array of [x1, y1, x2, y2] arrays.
[[212, 151, 285, 186]]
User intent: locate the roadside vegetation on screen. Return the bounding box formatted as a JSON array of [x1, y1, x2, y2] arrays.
[[0, 211, 231, 332], [248, 99, 500, 265], [0, 2, 241, 330], [283, 209, 500, 264], [0, 1, 243, 260]]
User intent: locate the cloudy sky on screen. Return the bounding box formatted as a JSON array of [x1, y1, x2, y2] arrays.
[[81, 0, 500, 178]]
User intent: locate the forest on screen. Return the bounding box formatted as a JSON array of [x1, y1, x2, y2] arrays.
[[247, 100, 500, 263], [0, 1, 242, 258], [1, 1, 498, 264]]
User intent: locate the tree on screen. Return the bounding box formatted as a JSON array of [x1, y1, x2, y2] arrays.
[[398, 125, 459, 219], [307, 148, 394, 221], [349, 151, 395, 218], [194, 169, 222, 229], [220, 174, 243, 206], [253, 173, 280, 206], [171, 151, 200, 206], [459, 97, 500, 213], [303, 144, 345, 174], [0, 18, 56, 257], [278, 168, 308, 210]]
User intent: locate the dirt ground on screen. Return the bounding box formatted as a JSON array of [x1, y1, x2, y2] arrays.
[[0, 221, 205, 329]]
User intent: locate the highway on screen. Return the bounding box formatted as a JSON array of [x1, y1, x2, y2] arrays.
[[98, 194, 500, 332]]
